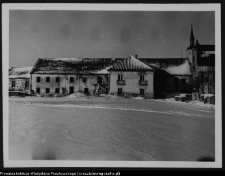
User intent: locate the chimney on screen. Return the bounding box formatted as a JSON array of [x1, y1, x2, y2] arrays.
[[135, 54, 138, 59]]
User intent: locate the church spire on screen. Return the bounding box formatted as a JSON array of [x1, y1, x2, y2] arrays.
[[190, 23, 195, 47]]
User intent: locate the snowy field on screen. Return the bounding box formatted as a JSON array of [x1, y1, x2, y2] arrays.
[[8, 96, 215, 161]]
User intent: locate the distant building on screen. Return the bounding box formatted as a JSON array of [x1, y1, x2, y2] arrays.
[[30, 58, 115, 95], [139, 57, 193, 95], [9, 66, 33, 92], [186, 24, 215, 94]]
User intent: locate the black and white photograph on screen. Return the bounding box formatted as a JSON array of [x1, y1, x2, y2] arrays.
[[2, 3, 222, 168]]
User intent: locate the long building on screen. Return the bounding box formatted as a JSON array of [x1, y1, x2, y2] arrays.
[[30, 58, 115, 96]]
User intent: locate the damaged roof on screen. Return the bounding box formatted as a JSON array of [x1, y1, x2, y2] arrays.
[[31, 58, 116, 74], [9, 66, 33, 79], [139, 58, 186, 67], [140, 58, 191, 75], [108, 56, 154, 71]]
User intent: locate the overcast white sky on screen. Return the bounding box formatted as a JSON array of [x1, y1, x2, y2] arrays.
[[8, 8, 215, 67]]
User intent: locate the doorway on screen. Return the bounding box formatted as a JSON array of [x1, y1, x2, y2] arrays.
[[118, 88, 123, 95], [140, 89, 145, 96], [84, 88, 89, 94], [69, 86, 74, 94]]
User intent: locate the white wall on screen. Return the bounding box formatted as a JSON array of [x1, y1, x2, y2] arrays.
[[31, 74, 108, 95], [109, 71, 154, 97]]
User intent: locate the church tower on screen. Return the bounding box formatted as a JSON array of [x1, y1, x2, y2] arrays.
[[187, 24, 198, 75]]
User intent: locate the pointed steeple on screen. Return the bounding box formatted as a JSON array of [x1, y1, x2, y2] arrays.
[[190, 23, 195, 47]]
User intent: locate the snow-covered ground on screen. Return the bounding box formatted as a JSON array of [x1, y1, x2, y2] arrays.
[[8, 97, 215, 161]]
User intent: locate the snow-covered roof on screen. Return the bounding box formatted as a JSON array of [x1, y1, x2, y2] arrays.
[[43, 58, 82, 61], [9, 66, 33, 79], [140, 58, 191, 75], [108, 55, 154, 71], [164, 59, 191, 75], [31, 58, 116, 74], [140, 58, 186, 68]]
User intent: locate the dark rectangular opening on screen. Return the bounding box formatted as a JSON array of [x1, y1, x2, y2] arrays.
[[12, 81, 16, 87], [37, 77, 40, 82], [55, 88, 59, 93], [56, 77, 60, 82], [70, 77, 74, 83], [98, 77, 102, 84], [25, 81, 29, 88], [140, 75, 144, 81], [118, 74, 123, 81], [140, 89, 145, 96], [46, 88, 50, 93], [36, 88, 40, 93], [83, 78, 87, 83], [118, 88, 122, 95], [84, 88, 89, 94], [69, 86, 74, 94], [46, 77, 50, 83]]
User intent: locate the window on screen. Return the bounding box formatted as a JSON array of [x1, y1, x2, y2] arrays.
[[83, 78, 87, 83], [193, 56, 195, 63], [36, 88, 40, 93], [98, 77, 102, 84], [46, 77, 50, 82], [140, 75, 145, 81], [140, 89, 145, 96], [55, 88, 59, 93], [37, 77, 40, 82], [205, 77, 208, 83], [70, 77, 74, 83], [56, 77, 60, 82], [181, 79, 186, 85], [193, 66, 195, 70], [12, 81, 16, 87], [25, 81, 29, 88], [46, 88, 50, 93], [118, 88, 123, 95], [118, 74, 123, 81]]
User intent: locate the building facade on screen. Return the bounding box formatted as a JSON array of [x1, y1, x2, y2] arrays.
[[108, 56, 155, 98], [140, 57, 193, 95], [186, 24, 215, 94], [9, 66, 33, 92], [30, 58, 114, 96]]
